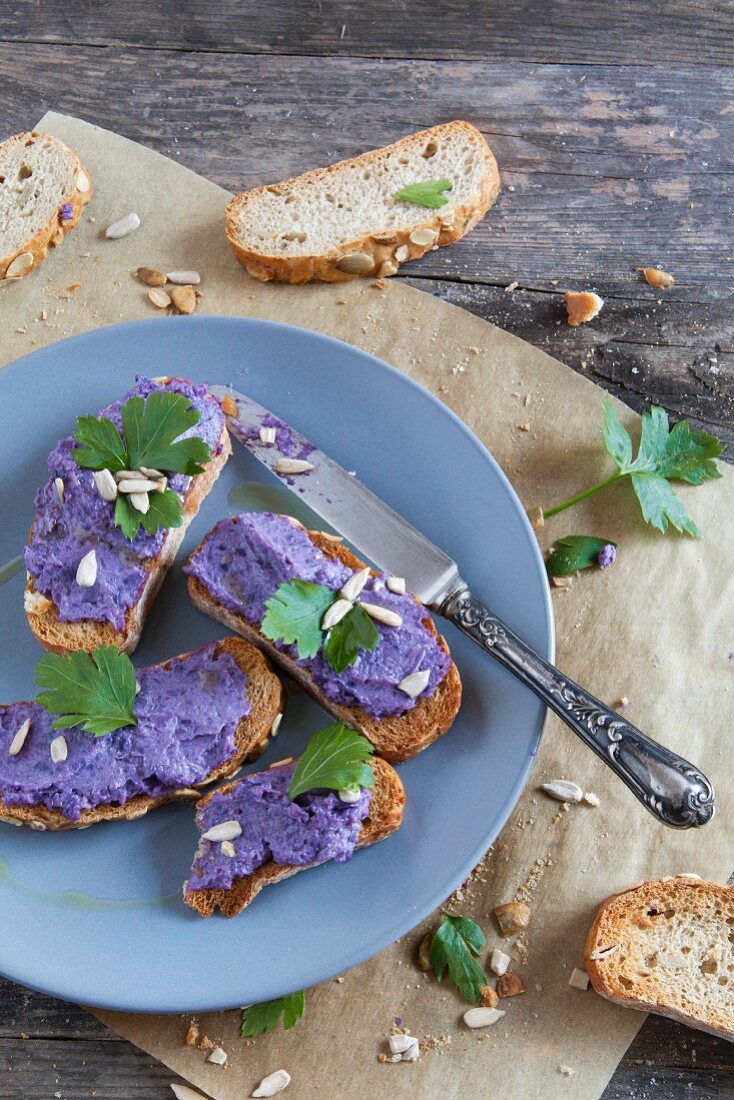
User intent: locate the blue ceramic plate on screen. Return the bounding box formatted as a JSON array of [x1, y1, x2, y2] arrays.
[[0, 316, 553, 1012]]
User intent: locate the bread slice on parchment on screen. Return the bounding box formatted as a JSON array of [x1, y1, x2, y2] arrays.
[[584, 877, 734, 1042], [0, 131, 91, 284], [225, 121, 499, 284], [185, 755, 405, 917], [0, 638, 284, 832], [25, 377, 231, 658], [186, 525, 462, 763]]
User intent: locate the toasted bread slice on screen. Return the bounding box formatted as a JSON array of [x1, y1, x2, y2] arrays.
[[584, 877, 734, 1042], [187, 526, 462, 763], [25, 377, 231, 657], [225, 121, 499, 284], [0, 638, 284, 832], [185, 755, 405, 917], [1, 131, 91, 284]]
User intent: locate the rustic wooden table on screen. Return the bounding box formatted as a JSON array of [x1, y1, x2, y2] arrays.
[[1, 3, 732, 1096]]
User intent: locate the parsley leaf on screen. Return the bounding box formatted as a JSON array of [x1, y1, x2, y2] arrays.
[[545, 535, 617, 577], [287, 721, 375, 801], [120, 390, 210, 475], [261, 579, 335, 659], [323, 604, 379, 673], [114, 488, 184, 541], [394, 178, 453, 208], [241, 991, 305, 1037], [429, 912, 487, 1004], [73, 414, 129, 472], [35, 646, 138, 735]]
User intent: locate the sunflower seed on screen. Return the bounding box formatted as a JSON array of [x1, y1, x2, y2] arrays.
[[136, 266, 167, 286], [386, 575, 406, 594], [463, 1007, 505, 1029], [397, 669, 430, 697], [252, 1069, 291, 1097], [117, 478, 159, 494], [270, 712, 283, 737], [128, 492, 150, 514], [409, 227, 438, 247], [322, 597, 354, 630], [589, 944, 618, 961], [394, 245, 410, 263], [6, 251, 34, 278], [135, 681, 141, 695], [259, 426, 277, 445], [153, 477, 167, 493], [490, 948, 512, 976], [114, 470, 144, 482], [338, 788, 361, 804], [76, 549, 97, 587], [76, 169, 90, 193], [568, 967, 589, 990], [275, 458, 314, 475], [336, 250, 374, 274], [359, 601, 402, 627], [170, 285, 196, 314], [50, 735, 68, 764], [139, 466, 164, 478], [148, 287, 171, 309], [389, 1033, 419, 1056], [341, 567, 370, 602], [202, 820, 242, 842], [171, 1084, 210, 1100], [93, 468, 118, 501], [541, 780, 583, 803], [166, 270, 201, 285], [54, 477, 65, 505], [220, 840, 236, 858], [105, 212, 140, 239], [206, 1046, 227, 1066], [9, 718, 31, 756]]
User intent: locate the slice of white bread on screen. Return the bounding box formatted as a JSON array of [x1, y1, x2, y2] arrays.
[[1, 131, 91, 283], [187, 525, 462, 763], [225, 121, 499, 284], [0, 637, 284, 832], [25, 377, 231, 658], [185, 755, 405, 917], [584, 877, 734, 1042]]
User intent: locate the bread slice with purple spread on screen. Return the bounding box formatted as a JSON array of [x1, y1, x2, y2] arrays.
[[185, 511, 462, 763], [185, 755, 405, 917], [0, 638, 284, 832], [24, 376, 231, 657]]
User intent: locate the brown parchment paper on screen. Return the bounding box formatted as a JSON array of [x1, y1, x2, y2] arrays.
[[2, 113, 732, 1100]]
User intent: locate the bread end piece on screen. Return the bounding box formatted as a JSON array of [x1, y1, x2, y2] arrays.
[[185, 755, 405, 917], [584, 877, 734, 1042]]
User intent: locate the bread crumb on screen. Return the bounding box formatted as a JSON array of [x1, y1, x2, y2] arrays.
[[615, 696, 629, 709], [185, 1021, 199, 1046], [517, 423, 530, 432], [551, 575, 572, 589], [558, 1065, 576, 1076], [639, 267, 675, 288], [67, 283, 81, 293], [505, 280, 519, 292], [583, 791, 601, 807], [527, 505, 544, 530], [198, 1035, 215, 1052], [564, 291, 604, 326], [523, 394, 531, 406]]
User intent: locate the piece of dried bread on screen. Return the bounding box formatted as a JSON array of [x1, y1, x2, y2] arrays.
[[185, 755, 405, 917], [187, 526, 462, 763], [584, 877, 734, 1042], [0, 131, 91, 284], [225, 121, 499, 284], [0, 637, 284, 832]]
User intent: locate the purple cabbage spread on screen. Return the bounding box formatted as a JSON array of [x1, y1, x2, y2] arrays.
[[0, 643, 248, 821], [184, 511, 450, 718], [24, 376, 225, 631], [185, 761, 371, 893]]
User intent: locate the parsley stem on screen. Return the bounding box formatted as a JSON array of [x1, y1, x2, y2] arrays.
[[542, 471, 625, 519]]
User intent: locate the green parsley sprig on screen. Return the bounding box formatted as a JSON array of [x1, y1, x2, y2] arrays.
[[542, 396, 723, 537], [261, 579, 379, 672], [72, 390, 211, 540], [394, 178, 453, 208], [287, 721, 375, 801], [241, 990, 305, 1037], [429, 912, 487, 1004], [35, 646, 138, 735]]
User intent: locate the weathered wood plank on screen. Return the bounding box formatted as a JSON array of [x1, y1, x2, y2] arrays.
[[0, 978, 113, 1040], [1, 0, 733, 67], [0, 1037, 175, 1098], [0, 46, 732, 302]]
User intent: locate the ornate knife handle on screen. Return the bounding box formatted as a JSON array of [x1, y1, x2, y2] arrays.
[[440, 584, 714, 829]]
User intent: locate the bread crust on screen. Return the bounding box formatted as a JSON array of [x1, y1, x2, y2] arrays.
[[187, 525, 462, 762], [225, 121, 500, 285], [185, 755, 405, 917], [24, 380, 231, 657], [0, 131, 92, 284], [584, 877, 734, 1042], [0, 637, 284, 832]]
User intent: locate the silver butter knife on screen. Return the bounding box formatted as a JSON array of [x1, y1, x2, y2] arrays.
[[210, 384, 715, 829]]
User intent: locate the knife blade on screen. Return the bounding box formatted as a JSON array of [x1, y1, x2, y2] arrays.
[[208, 384, 459, 607]]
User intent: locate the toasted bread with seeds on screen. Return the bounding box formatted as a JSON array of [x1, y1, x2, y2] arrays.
[[225, 121, 499, 284], [187, 525, 462, 763], [0, 638, 284, 832], [1, 131, 91, 284], [584, 877, 734, 1042], [185, 755, 405, 917]]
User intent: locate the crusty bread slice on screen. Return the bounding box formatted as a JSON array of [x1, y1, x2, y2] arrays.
[[25, 378, 231, 658], [0, 637, 284, 832], [1, 131, 91, 284], [187, 527, 462, 763], [225, 121, 499, 284], [584, 877, 734, 1042], [185, 755, 405, 917]]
